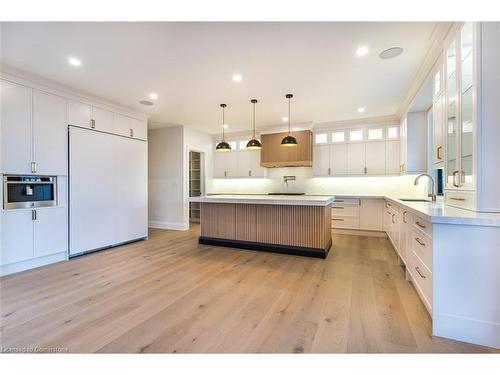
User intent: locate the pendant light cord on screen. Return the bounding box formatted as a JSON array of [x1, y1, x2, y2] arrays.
[[253, 101, 256, 138], [288, 96, 291, 135], [222, 105, 225, 141]]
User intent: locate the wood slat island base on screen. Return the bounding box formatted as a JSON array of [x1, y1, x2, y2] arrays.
[[199, 202, 332, 258]]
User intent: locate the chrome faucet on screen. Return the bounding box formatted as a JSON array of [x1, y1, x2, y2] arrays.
[[414, 173, 437, 202]]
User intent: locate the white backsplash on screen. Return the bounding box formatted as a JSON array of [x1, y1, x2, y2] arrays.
[[209, 167, 429, 197]]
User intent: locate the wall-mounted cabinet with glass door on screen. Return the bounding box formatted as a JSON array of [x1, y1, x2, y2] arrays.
[[445, 22, 474, 192]]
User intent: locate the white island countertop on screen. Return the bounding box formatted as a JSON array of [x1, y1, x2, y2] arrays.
[[189, 194, 335, 207]]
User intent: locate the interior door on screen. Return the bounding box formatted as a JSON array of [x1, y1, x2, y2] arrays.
[[33, 90, 68, 175], [112, 136, 148, 244], [365, 141, 386, 175], [1, 81, 32, 174], [69, 127, 114, 255], [347, 143, 366, 175]]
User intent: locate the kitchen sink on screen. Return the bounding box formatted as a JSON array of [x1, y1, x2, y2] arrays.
[[399, 198, 431, 202]]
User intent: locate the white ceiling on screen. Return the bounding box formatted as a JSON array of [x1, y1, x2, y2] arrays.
[[1, 22, 437, 134]]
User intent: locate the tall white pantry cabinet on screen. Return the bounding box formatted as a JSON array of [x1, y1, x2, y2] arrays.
[[1, 75, 148, 275]]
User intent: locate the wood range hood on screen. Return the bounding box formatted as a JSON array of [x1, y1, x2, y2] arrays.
[[260, 130, 313, 168]]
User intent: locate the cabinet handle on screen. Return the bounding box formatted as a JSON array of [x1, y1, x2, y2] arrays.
[[450, 197, 465, 201], [415, 266, 426, 279], [335, 200, 344, 203], [129, 128, 134, 137], [386, 202, 391, 207], [332, 206, 345, 209], [391, 214, 395, 224], [415, 237, 425, 246], [437, 146, 443, 160], [224, 171, 227, 177], [32, 209, 37, 221], [91, 119, 96, 129], [332, 218, 345, 221], [415, 221, 426, 229], [31, 161, 37, 173], [403, 211, 407, 223], [249, 170, 252, 177], [328, 167, 331, 176], [452, 170, 460, 187], [364, 166, 367, 174]]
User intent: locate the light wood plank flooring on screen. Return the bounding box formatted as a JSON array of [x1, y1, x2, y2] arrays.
[[0, 226, 497, 353]]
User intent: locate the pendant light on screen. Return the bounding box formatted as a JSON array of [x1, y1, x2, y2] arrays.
[[281, 94, 298, 147], [215, 104, 231, 152], [246, 99, 262, 149]]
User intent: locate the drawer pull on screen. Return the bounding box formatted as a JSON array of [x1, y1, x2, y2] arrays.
[[415, 221, 426, 229], [437, 145, 443, 160], [450, 197, 466, 201], [415, 266, 426, 279], [332, 218, 345, 221], [415, 237, 425, 246], [91, 119, 96, 129], [332, 206, 345, 209], [403, 211, 407, 223], [391, 214, 395, 224], [335, 200, 344, 203]]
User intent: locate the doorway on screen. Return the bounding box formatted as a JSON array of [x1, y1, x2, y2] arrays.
[[189, 151, 204, 223]]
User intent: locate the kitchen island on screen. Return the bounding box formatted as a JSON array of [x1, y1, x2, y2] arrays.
[[189, 195, 335, 258]]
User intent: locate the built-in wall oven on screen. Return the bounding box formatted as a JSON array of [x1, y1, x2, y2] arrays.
[[3, 175, 57, 209]]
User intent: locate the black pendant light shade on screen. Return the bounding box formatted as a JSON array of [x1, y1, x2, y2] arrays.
[[215, 104, 232, 152], [281, 94, 298, 147], [246, 99, 262, 149]]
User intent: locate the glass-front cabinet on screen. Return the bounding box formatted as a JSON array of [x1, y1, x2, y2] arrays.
[[445, 22, 475, 190]]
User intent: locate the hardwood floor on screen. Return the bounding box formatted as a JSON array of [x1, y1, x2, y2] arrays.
[[0, 225, 497, 353]]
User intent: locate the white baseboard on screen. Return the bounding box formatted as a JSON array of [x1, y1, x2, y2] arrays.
[[148, 220, 189, 231], [331, 228, 387, 237], [434, 312, 500, 349], [1, 251, 67, 276]]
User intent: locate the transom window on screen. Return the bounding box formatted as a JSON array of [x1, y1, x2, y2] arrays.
[[314, 133, 328, 144], [331, 131, 345, 143], [387, 126, 399, 139], [368, 128, 383, 140], [349, 129, 364, 142]]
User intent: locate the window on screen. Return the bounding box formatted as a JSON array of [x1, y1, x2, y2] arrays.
[[368, 128, 383, 140], [387, 126, 399, 139], [239, 140, 248, 149], [331, 131, 345, 143], [228, 141, 237, 150], [314, 133, 328, 144], [349, 129, 364, 142]]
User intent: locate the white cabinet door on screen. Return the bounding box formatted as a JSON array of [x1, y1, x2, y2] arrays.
[[112, 136, 148, 244], [68, 100, 92, 128], [92, 106, 114, 133], [359, 199, 383, 231], [33, 207, 67, 258], [399, 117, 407, 173], [249, 151, 264, 177], [330, 144, 348, 175], [399, 209, 409, 264], [1, 210, 33, 265], [385, 140, 400, 174], [33, 90, 68, 175], [365, 141, 386, 175], [213, 152, 227, 178], [1, 81, 32, 174], [347, 143, 366, 175], [113, 114, 147, 140], [69, 127, 115, 255], [433, 95, 444, 165], [312, 144, 330, 176], [236, 151, 251, 177]]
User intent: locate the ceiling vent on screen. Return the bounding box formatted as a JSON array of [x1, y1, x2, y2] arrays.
[[379, 47, 403, 59], [139, 100, 154, 106]]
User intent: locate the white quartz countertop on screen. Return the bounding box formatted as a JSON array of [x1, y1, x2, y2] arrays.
[[332, 194, 500, 227], [189, 194, 335, 206]]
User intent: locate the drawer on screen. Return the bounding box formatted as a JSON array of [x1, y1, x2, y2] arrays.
[[409, 250, 433, 312], [332, 198, 359, 206], [445, 190, 476, 211], [331, 216, 359, 229], [410, 228, 433, 272], [331, 204, 359, 217], [411, 215, 432, 238]]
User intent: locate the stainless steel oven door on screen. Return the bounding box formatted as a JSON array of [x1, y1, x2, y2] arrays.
[[3, 175, 58, 209]]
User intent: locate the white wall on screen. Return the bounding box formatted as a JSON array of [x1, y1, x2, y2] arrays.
[[148, 126, 185, 230]]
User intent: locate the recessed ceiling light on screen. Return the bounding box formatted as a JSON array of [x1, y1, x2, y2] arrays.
[[68, 57, 82, 67], [356, 46, 369, 57], [149, 93, 158, 100], [223, 124, 229, 129], [379, 47, 404, 59], [357, 107, 365, 113], [232, 74, 242, 82], [282, 117, 288, 122], [139, 100, 154, 106]]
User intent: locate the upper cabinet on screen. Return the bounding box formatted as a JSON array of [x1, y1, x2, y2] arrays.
[[443, 22, 500, 212], [432, 57, 445, 167], [399, 112, 427, 174], [260, 130, 312, 168], [1, 83, 68, 175], [68, 99, 147, 140]]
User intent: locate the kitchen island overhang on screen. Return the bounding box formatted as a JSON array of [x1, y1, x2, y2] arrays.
[[190, 195, 335, 259]]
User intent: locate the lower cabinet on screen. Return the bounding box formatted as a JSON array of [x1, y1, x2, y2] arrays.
[[331, 198, 384, 232], [1, 207, 67, 265]]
